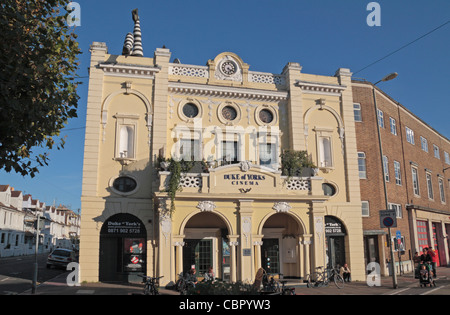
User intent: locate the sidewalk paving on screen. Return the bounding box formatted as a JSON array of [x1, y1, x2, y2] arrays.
[[20, 266, 450, 295]]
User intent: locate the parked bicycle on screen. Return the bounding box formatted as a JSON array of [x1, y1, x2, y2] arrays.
[[306, 266, 344, 289], [261, 271, 295, 295], [141, 275, 163, 295], [175, 272, 196, 295]]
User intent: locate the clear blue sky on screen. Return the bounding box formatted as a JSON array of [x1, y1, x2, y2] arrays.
[[1, 0, 449, 213]]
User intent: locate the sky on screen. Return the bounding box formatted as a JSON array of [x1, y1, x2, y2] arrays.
[[1, 0, 449, 213]]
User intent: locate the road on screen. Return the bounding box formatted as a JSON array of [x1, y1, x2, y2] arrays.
[[0, 253, 68, 295]]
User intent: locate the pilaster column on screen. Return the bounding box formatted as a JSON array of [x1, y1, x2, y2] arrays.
[[311, 201, 326, 270], [157, 198, 172, 285], [173, 240, 185, 279], [301, 234, 312, 277], [238, 200, 254, 282], [228, 237, 239, 283]]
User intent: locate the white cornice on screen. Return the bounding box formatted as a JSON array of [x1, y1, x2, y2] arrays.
[[98, 63, 160, 79], [168, 82, 288, 102], [295, 80, 346, 96]]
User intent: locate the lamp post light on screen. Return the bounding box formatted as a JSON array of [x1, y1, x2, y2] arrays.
[[372, 72, 398, 289]]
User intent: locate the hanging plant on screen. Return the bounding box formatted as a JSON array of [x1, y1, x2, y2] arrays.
[[166, 158, 182, 215]]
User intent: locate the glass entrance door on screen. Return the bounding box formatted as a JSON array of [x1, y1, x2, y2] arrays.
[[183, 239, 213, 275], [261, 239, 280, 274]]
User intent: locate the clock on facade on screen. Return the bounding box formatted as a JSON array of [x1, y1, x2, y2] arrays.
[[222, 105, 238, 121], [221, 60, 237, 76]]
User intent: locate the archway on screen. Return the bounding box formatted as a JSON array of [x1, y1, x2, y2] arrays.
[[325, 216, 347, 269], [99, 213, 147, 282], [260, 212, 304, 278], [182, 211, 230, 281]]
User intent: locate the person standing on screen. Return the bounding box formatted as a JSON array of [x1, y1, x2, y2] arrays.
[[428, 247, 437, 277]]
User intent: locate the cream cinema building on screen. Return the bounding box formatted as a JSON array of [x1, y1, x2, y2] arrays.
[[79, 10, 365, 285]]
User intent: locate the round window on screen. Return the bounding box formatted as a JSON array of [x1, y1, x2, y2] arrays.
[[182, 103, 199, 118], [222, 106, 238, 121], [322, 183, 336, 196], [259, 109, 274, 124], [113, 176, 137, 193]]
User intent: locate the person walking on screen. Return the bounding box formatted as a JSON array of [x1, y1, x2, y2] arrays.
[[428, 247, 437, 277]]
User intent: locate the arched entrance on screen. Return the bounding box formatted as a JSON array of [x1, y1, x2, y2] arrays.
[[325, 216, 347, 269], [99, 213, 147, 282], [182, 212, 230, 281], [260, 212, 304, 278]]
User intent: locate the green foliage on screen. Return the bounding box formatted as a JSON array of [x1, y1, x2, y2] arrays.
[[0, 0, 81, 177], [166, 158, 182, 215], [280, 149, 316, 176], [187, 280, 259, 295]]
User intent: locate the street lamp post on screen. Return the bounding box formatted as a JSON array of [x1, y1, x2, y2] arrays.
[[372, 72, 398, 289]]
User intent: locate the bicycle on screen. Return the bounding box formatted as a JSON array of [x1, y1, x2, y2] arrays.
[[261, 271, 295, 295], [306, 266, 344, 289], [175, 272, 195, 295], [141, 275, 163, 295]]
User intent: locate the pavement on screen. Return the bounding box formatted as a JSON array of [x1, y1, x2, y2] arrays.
[[19, 266, 450, 295]]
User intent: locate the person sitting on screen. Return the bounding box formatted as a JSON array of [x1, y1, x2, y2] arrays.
[[340, 263, 351, 282], [204, 266, 215, 282]]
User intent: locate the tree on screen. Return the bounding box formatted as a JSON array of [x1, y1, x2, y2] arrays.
[[0, 0, 81, 177]]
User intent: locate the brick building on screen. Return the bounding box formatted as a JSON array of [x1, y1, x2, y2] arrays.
[[353, 80, 450, 275]]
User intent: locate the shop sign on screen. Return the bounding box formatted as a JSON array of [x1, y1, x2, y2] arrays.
[[325, 216, 346, 236], [105, 220, 143, 235], [223, 173, 266, 186]]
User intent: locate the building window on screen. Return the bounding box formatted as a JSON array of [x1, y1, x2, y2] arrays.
[[222, 140, 238, 164], [412, 166, 420, 196], [318, 136, 333, 168], [113, 176, 137, 193], [377, 109, 384, 128], [361, 201, 370, 217], [259, 143, 277, 167], [389, 203, 402, 219], [420, 136, 428, 152], [119, 125, 135, 158], [439, 177, 446, 204], [433, 145, 440, 159], [180, 139, 201, 161], [358, 152, 367, 179], [406, 127, 415, 145], [353, 103, 362, 122], [445, 151, 450, 165], [394, 161, 402, 185], [389, 117, 397, 135], [383, 155, 389, 182], [426, 172, 433, 200]]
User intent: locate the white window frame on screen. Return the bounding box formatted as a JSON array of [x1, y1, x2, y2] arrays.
[[433, 145, 440, 159], [389, 117, 397, 135], [412, 166, 420, 196], [438, 177, 446, 204], [406, 127, 415, 145], [394, 160, 402, 186], [314, 127, 334, 170], [361, 201, 370, 217], [388, 203, 402, 219], [420, 136, 428, 152], [383, 155, 389, 182], [377, 109, 384, 128], [358, 152, 367, 179], [353, 103, 362, 122], [426, 172, 433, 200], [445, 151, 450, 165], [114, 113, 139, 161]]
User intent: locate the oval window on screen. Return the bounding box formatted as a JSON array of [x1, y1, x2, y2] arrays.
[[322, 183, 336, 196], [113, 176, 137, 193], [259, 109, 274, 124], [182, 102, 199, 118], [222, 106, 238, 121]]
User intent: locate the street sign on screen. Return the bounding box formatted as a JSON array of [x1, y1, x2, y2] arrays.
[[380, 210, 397, 228], [396, 230, 401, 240]]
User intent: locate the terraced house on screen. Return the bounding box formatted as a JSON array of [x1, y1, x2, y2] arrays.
[[80, 10, 366, 285]]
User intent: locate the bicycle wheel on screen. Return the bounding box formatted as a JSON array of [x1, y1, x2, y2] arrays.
[[143, 284, 151, 295], [307, 272, 320, 288], [333, 273, 345, 289]]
